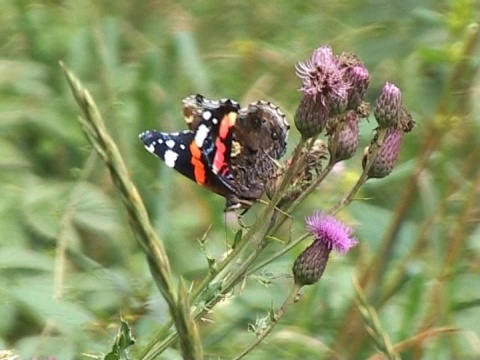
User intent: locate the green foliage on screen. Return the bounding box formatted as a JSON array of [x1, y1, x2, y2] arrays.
[[1, 1, 479, 359], [104, 320, 136, 360]]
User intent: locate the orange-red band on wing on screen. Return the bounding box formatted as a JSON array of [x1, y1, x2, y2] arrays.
[[213, 112, 236, 174], [189, 142, 206, 184]]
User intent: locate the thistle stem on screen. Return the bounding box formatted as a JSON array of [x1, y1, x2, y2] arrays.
[[233, 283, 302, 360], [330, 128, 387, 214]]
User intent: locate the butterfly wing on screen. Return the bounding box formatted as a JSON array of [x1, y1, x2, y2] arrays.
[[195, 100, 239, 178], [139, 130, 201, 182], [139, 103, 239, 198]]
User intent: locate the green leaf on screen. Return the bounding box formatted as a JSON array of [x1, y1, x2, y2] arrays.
[[9, 275, 95, 335], [16, 335, 76, 360], [72, 182, 121, 233], [233, 229, 243, 249], [104, 319, 136, 360], [22, 177, 70, 239], [0, 247, 54, 271], [0, 139, 30, 168]]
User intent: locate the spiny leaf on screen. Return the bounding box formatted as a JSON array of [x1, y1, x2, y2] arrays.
[[104, 319, 135, 360]]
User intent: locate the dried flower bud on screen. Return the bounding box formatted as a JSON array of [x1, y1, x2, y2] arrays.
[[399, 106, 415, 133], [267, 140, 328, 203], [338, 53, 370, 111], [293, 212, 357, 286], [329, 110, 360, 161], [374, 83, 402, 128], [355, 101, 370, 119], [295, 45, 349, 138], [363, 128, 404, 178]]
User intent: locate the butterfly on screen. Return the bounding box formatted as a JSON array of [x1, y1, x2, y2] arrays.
[[139, 95, 289, 209]]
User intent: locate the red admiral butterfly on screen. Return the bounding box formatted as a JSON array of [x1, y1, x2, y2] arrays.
[[139, 94, 289, 209]]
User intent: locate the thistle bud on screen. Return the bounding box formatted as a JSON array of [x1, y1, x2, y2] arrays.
[[374, 83, 402, 128], [267, 140, 328, 204], [399, 106, 415, 133], [363, 128, 404, 178], [329, 110, 360, 161], [294, 95, 329, 139], [338, 53, 370, 111], [295, 45, 349, 138], [293, 238, 330, 286], [293, 212, 357, 286]]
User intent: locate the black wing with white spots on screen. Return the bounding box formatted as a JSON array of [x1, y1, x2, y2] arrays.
[[139, 130, 196, 181], [139, 98, 241, 200]]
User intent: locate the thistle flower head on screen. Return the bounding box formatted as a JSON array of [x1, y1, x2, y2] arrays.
[[296, 46, 346, 100], [305, 212, 358, 254], [293, 212, 357, 286], [374, 83, 402, 128], [294, 45, 350, 138], [363, 128, 404, 178]]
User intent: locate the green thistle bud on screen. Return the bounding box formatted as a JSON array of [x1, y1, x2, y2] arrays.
[[374, 83, 402, 128]]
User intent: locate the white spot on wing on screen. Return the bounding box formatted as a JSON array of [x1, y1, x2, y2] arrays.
[[179, 143, 186, 150], [164, 150, 179, 168], [202, 110, 212, 120], [145, 144, 156, 153], [212, 117, 218, 124], [195, 124, 210, 147], [166, 139, 175, 149]]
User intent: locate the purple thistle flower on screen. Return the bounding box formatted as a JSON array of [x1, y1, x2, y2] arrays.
[[305, 212, 358, 254], [293, 212, 357, 286], [294, 45, 350, 138], [296, 46, 348, 103]]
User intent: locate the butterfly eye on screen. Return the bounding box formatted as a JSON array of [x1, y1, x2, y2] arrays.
[[271, 131, 279, 140]]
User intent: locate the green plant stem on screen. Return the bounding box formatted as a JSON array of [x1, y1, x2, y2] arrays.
[[190, 136, 308, 301], [61, 62, 176, 306], [247, 231, 310, 276], [353, 279, 400, 360], [330, 128, 387, 215], [288, 159, 335, 213], [61, 63, 202, 360], [233, 283, 302, 360], [140, 137, 310, 359], [285, 115, 343, 214]]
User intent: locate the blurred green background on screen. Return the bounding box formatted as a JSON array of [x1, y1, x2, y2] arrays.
[[1, 0, 479, 359]]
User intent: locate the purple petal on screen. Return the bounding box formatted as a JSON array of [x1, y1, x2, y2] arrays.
[[305, 212, 358, 254]]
